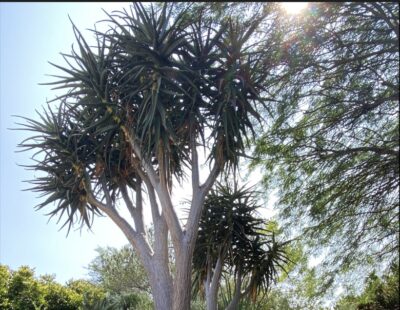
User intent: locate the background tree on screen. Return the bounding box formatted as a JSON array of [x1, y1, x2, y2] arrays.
[[17, 2, 281, 309], [66, 279, 107, 309], [6, 266, 46, 310], [88, 246, 150, 296], [335, 262, 399, 310], [87, 243, 210, 310], [192, 182, 291, 310], [252, 1, 399, 284], [0, 264, 105, 310], [0, 265, 12, 309], [87, 245, 153, 308], [88, 291, 153, 310]]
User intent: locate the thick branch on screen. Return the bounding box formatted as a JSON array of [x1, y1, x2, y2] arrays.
[[241, 273, 257, 299], [86, 190, 153, 260], [185, 162, 221, 243], [154, 184, 183, 250], [100, 176, 112, 206], [136, 179, 144, 220], [191, 135, 200, 191], [206, 255, 212, 291], [125, 130, 183, 250], [141, 176, 170, 262], [200, 162, 221, 195], [142, 176, 161, 221], [153, 213, 169, 261], [125, 131, 160, 186], [120, 182, 145, 234], [226, 267, 243, 310], [82, 172, 153, 259], [210, 250, 224, 298]]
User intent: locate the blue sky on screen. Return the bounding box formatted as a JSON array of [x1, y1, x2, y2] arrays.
[[0, 2, 136, 284]]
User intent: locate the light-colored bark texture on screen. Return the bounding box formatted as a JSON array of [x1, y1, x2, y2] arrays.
[[83, 137, 221, 310]]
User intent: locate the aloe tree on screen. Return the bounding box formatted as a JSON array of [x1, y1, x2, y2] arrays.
[[17, 3, 280, 309], [193, 182, 291, 310]]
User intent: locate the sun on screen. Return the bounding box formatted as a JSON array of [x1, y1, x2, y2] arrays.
[[281, 2, 309, 15]]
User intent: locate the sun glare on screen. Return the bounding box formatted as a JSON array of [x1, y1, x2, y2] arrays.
[[281, 2, 309, 15]]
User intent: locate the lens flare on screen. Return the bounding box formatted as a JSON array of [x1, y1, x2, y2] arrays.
[[281, 2, 309, 15]]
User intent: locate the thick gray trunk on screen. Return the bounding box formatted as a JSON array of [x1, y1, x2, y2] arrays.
[[148, 259, 173, 310], [150, 273, 173, 310], [225, 295, 240, 310], [206, 285, 218, 310], [172, 251, 192, 310], [225, 269, 242, 310], [205, 253, 224, 310]]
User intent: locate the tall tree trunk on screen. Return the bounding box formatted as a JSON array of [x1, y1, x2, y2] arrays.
[[225, 268, 242, 310], [149, 267, 173, 310], [205, 253, 224, 310], [206, 286, 218, 310], [172, 247, 193, 310]]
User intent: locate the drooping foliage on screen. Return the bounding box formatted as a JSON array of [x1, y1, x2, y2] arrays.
[[193, 182, 291, 306], [253, 2, 399, 275]]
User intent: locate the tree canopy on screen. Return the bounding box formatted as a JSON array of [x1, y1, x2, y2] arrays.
[[88, 246, 150, 295], [253, 1, 399, 277], [335, 262, 399, 310], [0, 264, 105, 310]]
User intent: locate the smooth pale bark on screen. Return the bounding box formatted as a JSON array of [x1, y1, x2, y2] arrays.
[[206, 290, 217, 310], [173, 247, 193, 310], [83, 131, 221, 310], [225, 293, 240, 310], [89, 190, 174, 309], [225, 269, 243, 310], [204, 254, 224, 310], [148, 258, 173, 310]]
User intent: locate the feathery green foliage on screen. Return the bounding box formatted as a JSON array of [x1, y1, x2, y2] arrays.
[[253, 1, 399, 277], [88, 246, 150, 295]]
